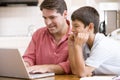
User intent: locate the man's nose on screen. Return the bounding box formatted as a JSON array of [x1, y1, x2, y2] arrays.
[[45, 19, 52, 25]]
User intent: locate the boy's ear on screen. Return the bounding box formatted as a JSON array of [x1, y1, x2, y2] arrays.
[[88, 23, 94, 32]]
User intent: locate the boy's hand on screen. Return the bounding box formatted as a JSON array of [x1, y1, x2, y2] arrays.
[[74, 32, 89, 46], [68, 34, 74, 46]]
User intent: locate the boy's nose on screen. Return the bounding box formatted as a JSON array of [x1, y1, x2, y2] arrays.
[[72, 28, 75, 32]]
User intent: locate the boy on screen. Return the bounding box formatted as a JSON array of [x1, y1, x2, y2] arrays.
[[68, 6, 120, 77]]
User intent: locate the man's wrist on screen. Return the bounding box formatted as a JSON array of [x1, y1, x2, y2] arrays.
[[25, 61, 30, 67]]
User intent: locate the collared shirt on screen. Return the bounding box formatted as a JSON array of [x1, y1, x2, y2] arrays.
[[84, 33, 120, 75], [23, 20, 71, 74]]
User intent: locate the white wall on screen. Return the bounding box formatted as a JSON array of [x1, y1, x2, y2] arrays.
[[0, 1, 101, 37], [0, 6, 45, 36], [0, 0, 119, 36], [0, 37, 31, 55]]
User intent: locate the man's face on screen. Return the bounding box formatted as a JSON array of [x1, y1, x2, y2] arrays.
[[42, 9, 67, 34]]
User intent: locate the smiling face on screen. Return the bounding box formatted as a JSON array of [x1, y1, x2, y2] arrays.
[[42, 9, 67, 35], [72, 19, 89, 36]]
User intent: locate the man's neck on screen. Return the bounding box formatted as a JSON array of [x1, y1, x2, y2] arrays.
[[54, 23, 69, 44]]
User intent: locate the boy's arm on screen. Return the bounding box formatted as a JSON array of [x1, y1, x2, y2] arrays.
[[73, 45, 95, 77]]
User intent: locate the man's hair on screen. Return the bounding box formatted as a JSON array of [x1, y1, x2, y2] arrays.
[[40, 0, 67, 15], [71, 6, 99, 33]]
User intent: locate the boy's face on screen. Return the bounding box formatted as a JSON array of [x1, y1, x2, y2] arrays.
[[42, 9, 67, 34], [72, 20, 89, 36]]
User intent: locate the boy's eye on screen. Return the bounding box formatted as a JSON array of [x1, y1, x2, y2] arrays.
[[74, 25, 79, 28], [75, 26, 78, 27]]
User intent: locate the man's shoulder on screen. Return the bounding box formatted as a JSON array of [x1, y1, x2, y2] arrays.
[[34, 27, 48, 34], [36, 27, 47, 32], [32, 27, 48, 38]]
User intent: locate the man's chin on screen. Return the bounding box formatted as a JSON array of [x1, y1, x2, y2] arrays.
[[48, 28, 58, 34], [49, 30, 56, 34]]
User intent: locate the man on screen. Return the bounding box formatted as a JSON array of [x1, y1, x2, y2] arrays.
[[68, 6, 120, 77], [23, 0, 71, 74]]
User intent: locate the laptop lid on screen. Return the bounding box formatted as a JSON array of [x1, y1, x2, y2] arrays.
[[0, 48, 54, 79]]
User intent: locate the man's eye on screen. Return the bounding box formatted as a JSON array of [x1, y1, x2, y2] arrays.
[[43, 16, 46, 19], [50, 17, 55, 19]]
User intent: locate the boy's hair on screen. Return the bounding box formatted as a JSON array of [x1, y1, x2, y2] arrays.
[[40, 0, 67, 15], [71, 6, 99, 33]]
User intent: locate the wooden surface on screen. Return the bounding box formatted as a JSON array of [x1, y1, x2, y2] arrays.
[[0, 75, 80, 80]]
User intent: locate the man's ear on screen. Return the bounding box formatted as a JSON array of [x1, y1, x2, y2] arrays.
[[63, 10, 67, 19], [88, 23, 94, 33]]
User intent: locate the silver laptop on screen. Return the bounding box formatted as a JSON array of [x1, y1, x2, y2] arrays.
[[0, 48, 55, 79]]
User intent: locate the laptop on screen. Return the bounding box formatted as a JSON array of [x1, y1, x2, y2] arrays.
[[0, 48, 55, 79]]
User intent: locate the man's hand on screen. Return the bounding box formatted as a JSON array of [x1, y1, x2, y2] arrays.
[[27, 65, 49, 74], [25, 61, 30, 67], [27, 64, 64, 74]]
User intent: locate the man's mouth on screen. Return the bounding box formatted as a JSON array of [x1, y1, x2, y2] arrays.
[[48, 24, 56, 31]]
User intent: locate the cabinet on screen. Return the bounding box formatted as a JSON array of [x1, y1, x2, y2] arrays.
[[99, 2, 120, 34]]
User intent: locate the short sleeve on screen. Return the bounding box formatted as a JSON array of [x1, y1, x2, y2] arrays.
[[85, 44, 113, 68]]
